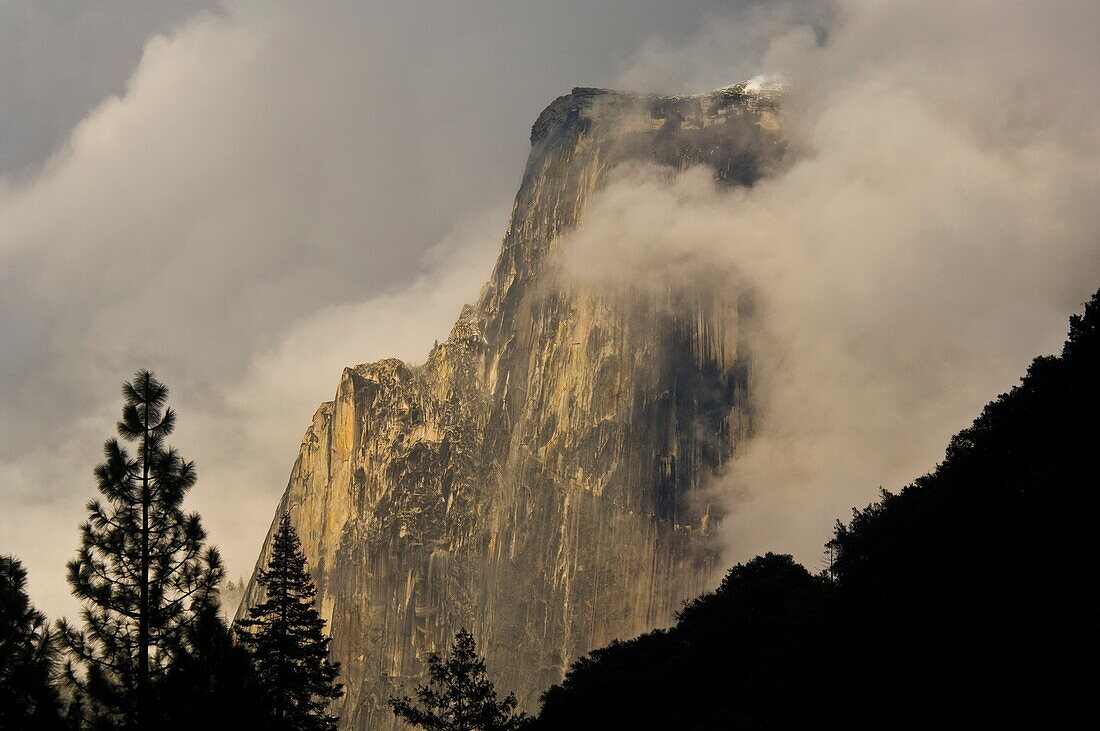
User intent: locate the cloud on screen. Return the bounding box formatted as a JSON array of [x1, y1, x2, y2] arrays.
[[562, 0, 1100, 570], [5, 0, 1096, 621], [177, 212, 502, 590], [0, 0, 769, 618], [613, 0, 833, 94], [0, 0, 217, 176], [0, 1, 522, 617]]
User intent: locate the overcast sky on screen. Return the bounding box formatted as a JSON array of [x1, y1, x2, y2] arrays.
[[2, 1, 1098, 620], [0, 0, 774, 619]]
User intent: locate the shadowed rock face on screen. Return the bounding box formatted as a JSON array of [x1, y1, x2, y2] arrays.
[[240, 83, 786, 729]]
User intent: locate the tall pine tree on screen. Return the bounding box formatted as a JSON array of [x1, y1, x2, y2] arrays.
[[59, 370, 222, 728], [236, 513, 342, 730]]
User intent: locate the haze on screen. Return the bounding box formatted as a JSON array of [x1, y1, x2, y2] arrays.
[[2, 0, 1098, 622]]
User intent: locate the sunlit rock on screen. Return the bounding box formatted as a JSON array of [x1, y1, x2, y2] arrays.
[[241, 83, 785, 729]]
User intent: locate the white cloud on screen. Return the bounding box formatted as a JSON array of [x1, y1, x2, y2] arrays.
[[0, 2, 512, 617], [563, 0, 1100, 570], [0, 0, 760, 618], [5, 0, 1097, 620]]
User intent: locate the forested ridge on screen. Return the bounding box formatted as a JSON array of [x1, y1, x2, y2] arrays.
[[4, 291, 1096, 728], [535, 288, 1100, 728]]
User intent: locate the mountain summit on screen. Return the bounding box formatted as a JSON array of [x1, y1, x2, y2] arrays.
[[240, 82, 786, 728]]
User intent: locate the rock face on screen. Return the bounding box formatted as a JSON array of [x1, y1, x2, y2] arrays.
[[240, 83, 785, 729]]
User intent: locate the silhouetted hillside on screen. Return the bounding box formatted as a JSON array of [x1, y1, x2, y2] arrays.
[[536, 288, 1100, 729]]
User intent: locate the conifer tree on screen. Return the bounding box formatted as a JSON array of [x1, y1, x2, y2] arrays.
[[390, 628, 529, 731], [59, 370, 222, 728], [236, 513, 342, 730], [0, 555, 65, 729]]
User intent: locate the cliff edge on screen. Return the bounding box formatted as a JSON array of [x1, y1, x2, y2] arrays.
[[241, 81, 786, 729]]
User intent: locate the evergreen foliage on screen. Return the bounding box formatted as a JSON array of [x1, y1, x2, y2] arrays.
[[535, 288, 1100, 728], [536, 554, 829, 729], [0, 555, 65, 729], [158, 593, 271, 730], [236, 513, 342, 730], [390, 628, 529, 731], [59, 370, 222, 728]]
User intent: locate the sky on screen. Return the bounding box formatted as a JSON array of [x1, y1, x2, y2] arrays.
[[2, 0, 1098, 619], [0, 0, 766, 619]]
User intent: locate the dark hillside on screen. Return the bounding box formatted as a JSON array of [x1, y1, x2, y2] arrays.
[[536, 288, 1100, 728]]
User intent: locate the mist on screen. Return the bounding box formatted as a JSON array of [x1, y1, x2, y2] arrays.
[[3, 0, 1098, 620], [561, 0, 1100, 569], [0, 0, 755, 619]]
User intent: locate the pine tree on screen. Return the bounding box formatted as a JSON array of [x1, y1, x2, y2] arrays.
[[0, 555, 65, 729], [59, 370, 222, 728], [390, 628, 530, 731], [236, 513, 342, 730]]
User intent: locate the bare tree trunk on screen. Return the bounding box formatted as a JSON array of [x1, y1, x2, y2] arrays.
[[137, 379, 150, 729]]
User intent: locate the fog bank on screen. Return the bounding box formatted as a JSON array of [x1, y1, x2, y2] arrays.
[[562, 0, 1100, 569]]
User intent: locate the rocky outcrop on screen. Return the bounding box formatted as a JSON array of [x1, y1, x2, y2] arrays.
[[240, 82, 785, 729]]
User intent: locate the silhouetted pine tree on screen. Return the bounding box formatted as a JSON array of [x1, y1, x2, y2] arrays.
[[59, 370, 222, 728], [390, 628, 529, 731], [236, 513, 342, 730], [0, 555, 65, 729]]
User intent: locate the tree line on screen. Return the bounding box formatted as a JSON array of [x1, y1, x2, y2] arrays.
[[6, 284, 1097, 729], [532, 288, 1100, 728], [1, 372, 343, 730], [1, 370, 526, 730]]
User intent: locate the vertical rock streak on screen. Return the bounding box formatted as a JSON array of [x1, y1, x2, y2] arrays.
[[241, 83, 784, 728]]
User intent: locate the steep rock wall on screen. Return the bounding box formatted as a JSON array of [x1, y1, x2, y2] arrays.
[[241, 83, 785, 729]]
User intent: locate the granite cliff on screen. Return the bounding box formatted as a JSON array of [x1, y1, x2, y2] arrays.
[[240, 82, 786, 728]]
